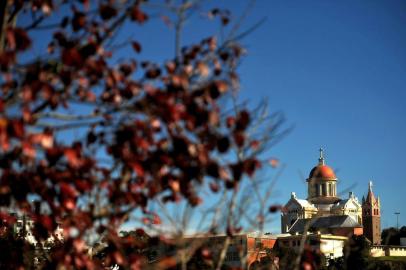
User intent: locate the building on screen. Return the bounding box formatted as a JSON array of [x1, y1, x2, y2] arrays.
[[147, 232, 278, 269], [12, 214, 63, 247], [277, 233, 348, 260], [281, 149, 363, 237], [362, 181, 381, 245]]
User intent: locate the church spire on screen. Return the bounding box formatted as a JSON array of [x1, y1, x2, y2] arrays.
[[366, 180, 376, 203], [318, 147, 325, 165]]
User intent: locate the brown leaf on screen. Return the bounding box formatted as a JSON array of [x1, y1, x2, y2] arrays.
[[217, 136, 230, 153], [6, 27, 31, 51], [8, 119, 24, 139], [250, 140, 260, 150], [145, 67, 161, 79], [99, 4, 117, 21], [235, 110, 250, 131], [72, 11, 86, 31], [209, 182, 219, 193], [269, 204, 282, 213], [62, 48, 83, 67], [233, 131, 245, 148], [130, 6, 148, 24], [0, 51, 16, 71], [131, 41, 142, 53]]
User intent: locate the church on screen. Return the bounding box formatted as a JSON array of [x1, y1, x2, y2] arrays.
[[281, 149, 381, 244]]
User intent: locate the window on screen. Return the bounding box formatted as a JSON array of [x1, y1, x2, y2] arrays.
[[322, 184, 327, 196], [255, 238, 263, 249]]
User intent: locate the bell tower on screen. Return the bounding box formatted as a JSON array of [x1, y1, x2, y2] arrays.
[[362, 181, 381, 245]]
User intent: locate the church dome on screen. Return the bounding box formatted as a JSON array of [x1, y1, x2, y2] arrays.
[[308, 148, 337, 180], [309, 164, 336, 179]]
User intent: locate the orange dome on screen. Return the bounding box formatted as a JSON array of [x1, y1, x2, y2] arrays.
[[309, 165, 336, 179]]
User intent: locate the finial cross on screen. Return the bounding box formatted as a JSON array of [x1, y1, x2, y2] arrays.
[[318, 147, 325, 165]]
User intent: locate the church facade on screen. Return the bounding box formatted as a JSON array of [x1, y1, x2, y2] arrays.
[[281, 149, 381, 244]]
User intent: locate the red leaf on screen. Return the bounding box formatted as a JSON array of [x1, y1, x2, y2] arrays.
[[152, 213, 161, 225], [130, 162, 145, 177], [60, 183, 79, 199], [226, 117, 235, 128], [22, 142, 36, 158], [63, 198, 76, 211], [250, 140, 260, 150], [268, 158, 279, 168], [161, 15, 173, 27], [64, 148, 82, 168], [31, 133, 54, 149]]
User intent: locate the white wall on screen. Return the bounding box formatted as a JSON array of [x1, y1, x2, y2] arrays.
[[388, 247, 406, 256], [319, 239, 345, 259], [370, 247, 385, 257]]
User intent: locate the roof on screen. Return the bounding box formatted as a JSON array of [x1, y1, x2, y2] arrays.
[[331, 196, 361, 210], [247, 231, 279, 239], [288, 215, 362, 234], [287, 193, 316, 209], [309, 165, 336, 180], [296, 198, 316, 208], [278, 233, 348, 241]]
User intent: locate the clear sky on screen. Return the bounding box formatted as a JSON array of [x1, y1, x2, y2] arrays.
[[157, 0, 406, 232], [21, 0, 406, 233], [241, 0, 406, 231]]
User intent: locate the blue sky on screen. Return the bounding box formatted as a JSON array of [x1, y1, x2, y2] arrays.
[[20, 0, 406, 233], [166, 0, 406, 232], [241, 0, 406, 231]]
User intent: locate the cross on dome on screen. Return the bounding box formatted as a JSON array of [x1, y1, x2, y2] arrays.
[[318, 147, 325, 165]]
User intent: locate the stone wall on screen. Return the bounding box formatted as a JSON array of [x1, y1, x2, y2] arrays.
[[371, 245, 406, 257]]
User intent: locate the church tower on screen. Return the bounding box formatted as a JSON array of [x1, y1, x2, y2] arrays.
[[362, 181, 381, 245]]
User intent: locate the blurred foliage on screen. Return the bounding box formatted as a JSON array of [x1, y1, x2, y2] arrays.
[[381, 227, 406, 246]]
